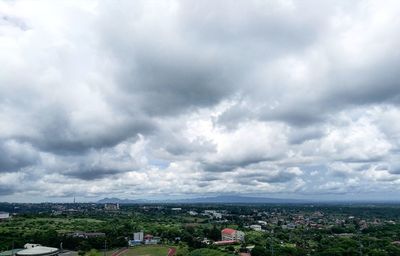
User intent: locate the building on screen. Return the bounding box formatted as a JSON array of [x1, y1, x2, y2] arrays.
[[204, 210, 222, 219], [257, 220, 267, 225], [144, 234, 160, 245], [67, 232, 105, 239], [16, 246, 59, 256], [104, 203, 119, 211], [250, 224, 262, 231], [0, 212, 10, 220], [221, 228, 245, 242], [133, 231, 144, 242], [129, 231, 144, 246]]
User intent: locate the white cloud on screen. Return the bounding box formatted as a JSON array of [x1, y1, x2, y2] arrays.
[[1, 0, 400, 201]]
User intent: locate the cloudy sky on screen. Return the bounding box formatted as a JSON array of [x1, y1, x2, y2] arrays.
[[1, 0, 400, 202]]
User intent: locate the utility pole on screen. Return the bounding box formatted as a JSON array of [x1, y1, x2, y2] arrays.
[[104, 239, 107, 256]]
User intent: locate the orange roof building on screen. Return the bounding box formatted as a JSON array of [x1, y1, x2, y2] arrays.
[[221, 228, 245, 242]]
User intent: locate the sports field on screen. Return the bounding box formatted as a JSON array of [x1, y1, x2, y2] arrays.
[[119, 246, 172, 256]]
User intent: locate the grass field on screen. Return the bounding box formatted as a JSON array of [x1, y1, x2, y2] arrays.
[[120, 246, 171, 256]]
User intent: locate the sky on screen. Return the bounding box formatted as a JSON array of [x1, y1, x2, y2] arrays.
[[1, 0, 400, 203]]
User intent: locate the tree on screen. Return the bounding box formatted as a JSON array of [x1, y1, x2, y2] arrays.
[[251, 245, 267, 256]]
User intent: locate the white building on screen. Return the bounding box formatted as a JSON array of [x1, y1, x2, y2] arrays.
[[104, 203, 119, 211], [188, 211, 198, 216], [250, 225, 262, 231], [17, 246, 59, 256], [133, 231, 144, 241], [0, 212, 10, 220], [257, 221, 267, 225]]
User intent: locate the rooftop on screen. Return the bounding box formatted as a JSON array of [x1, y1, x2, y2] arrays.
[[17, 247, 59, 256], [221, 228, 236, 235]]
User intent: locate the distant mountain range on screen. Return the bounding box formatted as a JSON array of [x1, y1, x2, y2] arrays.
[[96, 195, 307, 204]]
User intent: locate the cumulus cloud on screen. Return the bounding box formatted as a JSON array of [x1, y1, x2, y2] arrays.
[[1, 0, 400, 201]]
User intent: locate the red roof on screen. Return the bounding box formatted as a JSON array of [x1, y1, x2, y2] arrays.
[[221, 228, 236, 235]]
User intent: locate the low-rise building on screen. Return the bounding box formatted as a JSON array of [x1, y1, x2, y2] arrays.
[[67, 232, 105, 239], [133, 231, 144, 242], [104, 203, 119, 211], [0, 212, 10, 220], [250, 224, 262, 231], [144, 234, 161, 245]]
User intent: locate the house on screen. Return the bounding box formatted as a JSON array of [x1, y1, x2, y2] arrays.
[[221, 228, 245, 242], [144, 234, 161, 245]]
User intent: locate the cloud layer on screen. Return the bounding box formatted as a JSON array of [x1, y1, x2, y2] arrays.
[[1, 0, 400, 202]]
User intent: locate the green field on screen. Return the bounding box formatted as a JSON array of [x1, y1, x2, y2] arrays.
[[120, 246, 170, 256]]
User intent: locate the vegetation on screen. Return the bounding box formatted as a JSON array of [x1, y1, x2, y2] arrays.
[[1, 203, 400, 255]]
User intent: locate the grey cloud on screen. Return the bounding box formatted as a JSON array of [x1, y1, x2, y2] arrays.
[[236, 168, 302, 184], [66, 167, 123, 180], [0, 140, 39, 172], [2, 0, 400, 200], [150, 130, 216, 158], [179, 0, 326, 54], [202, 156, 279, 173], [0, 186, 16, 196], [288, 126, 325, 144]]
